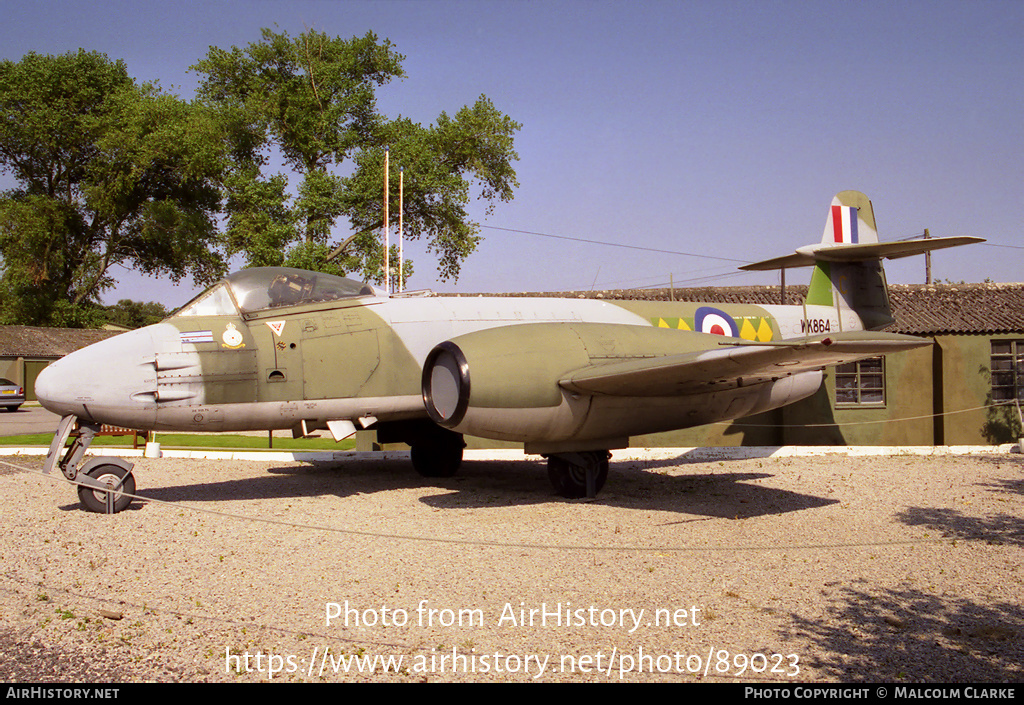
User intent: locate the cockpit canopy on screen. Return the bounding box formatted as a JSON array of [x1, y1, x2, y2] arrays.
[[175, 267, 378, 317]]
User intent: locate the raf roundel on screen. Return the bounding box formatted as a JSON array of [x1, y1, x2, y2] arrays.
[[694, 306, 739, 337]]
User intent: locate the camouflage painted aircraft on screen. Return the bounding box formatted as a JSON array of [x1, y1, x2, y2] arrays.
[[37, 191, 981, 512]]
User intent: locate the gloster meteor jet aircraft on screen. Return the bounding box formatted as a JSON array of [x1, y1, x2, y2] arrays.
[[37, 191, 981, 511]]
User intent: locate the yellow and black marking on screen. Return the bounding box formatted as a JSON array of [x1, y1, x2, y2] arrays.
[[652, 316, 774, 342]]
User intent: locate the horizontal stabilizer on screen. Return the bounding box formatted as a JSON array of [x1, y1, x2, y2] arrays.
[[560, 331, 930, 397], [741, 236, 985, 271]]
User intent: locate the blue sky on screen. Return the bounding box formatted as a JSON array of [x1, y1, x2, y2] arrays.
[[2, 0, 1022, 306]]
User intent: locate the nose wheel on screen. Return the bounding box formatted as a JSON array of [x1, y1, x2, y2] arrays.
[[77, 461, 137, 514]]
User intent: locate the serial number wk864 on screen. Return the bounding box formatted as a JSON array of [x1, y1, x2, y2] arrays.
[[800, 318, 833, 334]]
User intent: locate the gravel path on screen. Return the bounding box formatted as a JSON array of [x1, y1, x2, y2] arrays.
[[1, 451, 1022, 682]]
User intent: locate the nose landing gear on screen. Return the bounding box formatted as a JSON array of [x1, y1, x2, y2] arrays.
[[44, 415, 138, 514]]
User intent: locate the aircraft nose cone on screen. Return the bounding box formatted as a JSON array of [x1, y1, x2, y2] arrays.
[[36, 324, 179, 426], [33, 363, 64, 415]]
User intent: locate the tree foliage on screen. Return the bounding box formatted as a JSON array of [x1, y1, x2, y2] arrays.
[[0, 34, 520, 327], [193, 28, 520, 284], [99, 299, 170, 329], [0, 50, 228, 326]]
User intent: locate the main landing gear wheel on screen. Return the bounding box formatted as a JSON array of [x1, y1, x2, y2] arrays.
[[411, 430, 465, 478], [77, 463, 136, 514], [547, 451, 610, 499]]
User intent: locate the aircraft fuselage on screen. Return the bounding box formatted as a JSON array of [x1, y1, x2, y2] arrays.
[[36, 266, 842, 454], [37, 191, 968, 506]]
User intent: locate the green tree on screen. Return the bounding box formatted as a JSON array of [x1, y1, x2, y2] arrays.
[[0, 50, 228, 326], [99, 299, 170, 329], [193, 27, 520, 284]]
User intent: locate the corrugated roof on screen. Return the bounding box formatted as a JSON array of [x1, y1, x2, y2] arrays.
[[0, 326, 122, 358], [479, 283, 1024, 335], [886, 283, 1024, 334], [466, 285, 801, 306]]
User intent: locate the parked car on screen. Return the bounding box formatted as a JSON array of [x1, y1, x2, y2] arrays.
[[0, 378, 25, 411]]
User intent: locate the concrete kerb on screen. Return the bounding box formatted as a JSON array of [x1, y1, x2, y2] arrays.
[[0, 445, 1018, 464]]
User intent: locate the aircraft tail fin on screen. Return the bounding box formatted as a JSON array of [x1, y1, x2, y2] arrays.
[[740, 191, 984, 330], [820, 190, 879, 246]]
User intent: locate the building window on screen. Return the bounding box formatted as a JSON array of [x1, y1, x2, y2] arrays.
[[835, 357, 885, 405], [990, 340, 1024, 401]]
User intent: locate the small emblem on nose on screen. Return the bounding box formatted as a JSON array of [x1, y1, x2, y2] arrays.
[[221, 322, 245, 349]]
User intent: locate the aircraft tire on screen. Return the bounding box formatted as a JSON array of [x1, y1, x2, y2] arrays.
[[548, 454, 609, 498], [77, 464, 136, 513], [411, 431, 464, 478]]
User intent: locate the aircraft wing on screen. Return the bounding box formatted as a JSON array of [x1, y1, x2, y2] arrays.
[[559, 331, 930, 397], [740, 236, 985, 271]]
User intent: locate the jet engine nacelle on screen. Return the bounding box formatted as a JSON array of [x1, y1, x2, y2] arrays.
[[421, 324, 596, 443], [421, 322, 828, 447]]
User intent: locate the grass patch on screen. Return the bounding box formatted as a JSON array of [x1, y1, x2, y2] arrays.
[[0, 432, 357, 452]]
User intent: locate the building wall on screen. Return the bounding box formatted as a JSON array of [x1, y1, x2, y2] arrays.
[[0, 358, 19, 384], [783, 345, 936, 446], [634, 333, 1024, 447], [632, 346, 935, 447], [23, 360, 50, 401], [937, 333, 1022, 444]]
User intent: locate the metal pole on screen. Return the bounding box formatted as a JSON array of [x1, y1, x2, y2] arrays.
[[399, 167, 404, 292], [383, 147, 390, 294], [924, 228, 931, 284]]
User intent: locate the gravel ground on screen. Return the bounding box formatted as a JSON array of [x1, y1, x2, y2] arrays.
[[1, 450, 1022, 683]]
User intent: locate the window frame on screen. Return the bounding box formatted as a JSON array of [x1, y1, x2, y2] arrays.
[[833, 356, 886, 407], [990, 339, 1024, 403]]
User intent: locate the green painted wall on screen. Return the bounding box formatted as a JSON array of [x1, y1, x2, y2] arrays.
[[0, 359, 19, 383], [782, 346, 935, 446], [938, 334, 1022, 444], [639, 335, 1019, 447]]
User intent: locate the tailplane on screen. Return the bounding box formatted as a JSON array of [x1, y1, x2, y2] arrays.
[[742, 191, 984, 330]]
